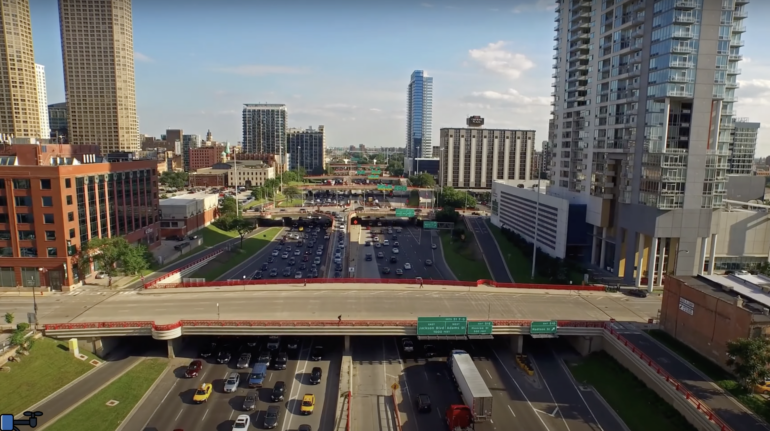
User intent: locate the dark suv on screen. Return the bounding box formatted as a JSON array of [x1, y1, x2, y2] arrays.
[[271, 381, 286, 402], [416, 394, 432, 412], [309, 367, 322, 384]]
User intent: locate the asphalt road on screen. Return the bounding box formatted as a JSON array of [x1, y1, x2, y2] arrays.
[[351, 337, 401, 431], [1, 289, 662, 324], [132, 336, 341, 431], [218, 228, 286, 281], [354, 226, 454, 281], [623, 332, 770, 431], [466, 217, 513, 283]]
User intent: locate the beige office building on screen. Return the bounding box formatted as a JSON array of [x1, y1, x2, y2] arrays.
[[59, 0, 139, 152], [0, 0, 42, 139]]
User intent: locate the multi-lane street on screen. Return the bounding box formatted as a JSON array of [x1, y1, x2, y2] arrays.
[[466, 216, 513, 283], [130, 336, 341, 431]]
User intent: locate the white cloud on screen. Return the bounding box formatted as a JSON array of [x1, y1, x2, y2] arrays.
[[512, 0, 558, 13], [461, 89, 551, 110], [134, 52, 153, 63], [214, 65, 308, 76], [369, 108, 382, 112], [421, 2, 433, 7], [468, 41, 535, 79], [737, 79, 770, 106]]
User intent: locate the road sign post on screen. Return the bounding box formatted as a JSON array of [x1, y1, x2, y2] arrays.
[[395, 208, 415, 217], [417, 317, 467, 336], [467, 321, 493, 335], [530, 321, 557, 335], [423, 221, 438, 229]]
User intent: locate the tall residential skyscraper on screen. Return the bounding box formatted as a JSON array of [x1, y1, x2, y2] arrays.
[[59, 0, 139, 153], [35, 64, 50, 139], [287, 126, 326, 174], [550, 0, 748, 284], [406, 70, 433, 165], [728, 119, 759, 175], [0, 0, 42, 139], [242, 104, 287, 156]]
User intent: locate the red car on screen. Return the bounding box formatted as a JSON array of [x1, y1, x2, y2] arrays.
[[303, 255, 309, 262], [185, 360, 203, 378]]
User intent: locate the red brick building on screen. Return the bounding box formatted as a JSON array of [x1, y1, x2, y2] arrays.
[[660, 275, 770, 370], [0, 144, 160, 292], [159, 193, 220, 238], [189, 145, 225, 171]]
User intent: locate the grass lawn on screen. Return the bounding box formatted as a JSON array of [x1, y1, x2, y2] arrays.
[[199, 224, 238, 247], [244, 193, 284, 209], [194, 227, 282, 280], [646, 329, 770, 423], [46, 358, 167, 431], [0, 337, 100, 413], [439, 231, 492, 281], [484, 220, 583, 284], [569, 351, 698, 431], [278, 198, 304, 207]]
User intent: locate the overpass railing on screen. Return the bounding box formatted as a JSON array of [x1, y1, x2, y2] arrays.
[[42, 319, 733, 431], [143, 277, 607, 291], [143, 249, 224, 289]]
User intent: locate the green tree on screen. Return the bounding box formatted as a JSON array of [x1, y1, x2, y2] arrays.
[[281, 171, 299, 184], [251, 186, 265, 201], [408, 190, 420, 207], [283, 185, 301, 203], [435, 207, 460, 223], [408, 173, 435, 188], [439, 187, 477, 208], [77, 237, 153, 281], [726, 337, 770, 390], [219, 196, 239, 217], [263, 178, 281, 197], [10, 330, 27, 349], [121, 243, 151, 275], [232, 218, 255, 249], [4, 312, 13, 324], [159, 171, 189, 189]]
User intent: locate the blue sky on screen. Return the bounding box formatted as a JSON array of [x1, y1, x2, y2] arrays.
[[29, 0, 770, 155]]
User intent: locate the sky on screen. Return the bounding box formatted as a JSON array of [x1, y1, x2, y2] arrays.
[[27, 0, 770, 155]]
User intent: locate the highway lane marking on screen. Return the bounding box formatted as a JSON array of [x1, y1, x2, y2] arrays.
[[391, 338, 419, 426], [491, 349, 553, 431], [140, 371, 182, 430], [554, 352, 605, 430], [282, 338, 313, 431], [508, 404, 517, 417], [175, 409, 183, 421], [201, 408, 208, 421]]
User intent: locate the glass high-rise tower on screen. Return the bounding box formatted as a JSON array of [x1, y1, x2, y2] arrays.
[[406, 70, 433, 164], [550, 0, 749, 287]]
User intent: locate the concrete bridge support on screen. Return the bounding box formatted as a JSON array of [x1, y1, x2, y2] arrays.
[[166, 338, 184, 359], [77, 336, 120, 358], [510, 335, 523, 354], [344, 335, 350, 354], [568, 335, 603, 356], [151, 326, 183, 359]]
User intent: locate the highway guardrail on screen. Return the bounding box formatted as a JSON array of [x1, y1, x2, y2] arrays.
[[143, 249, 224, 288]]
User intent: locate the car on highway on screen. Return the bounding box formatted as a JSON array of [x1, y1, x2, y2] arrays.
[[394, 241, 400, 247], [383, 240, 390, 246], [314, 257, 321, 265], [390, 256, 397, 263], [365, 241, 371, 246], [425, 260, 432, 266], [431, 243, 437, 249], [316, 249, 323, 256], [224, 372, 240, 392], [273, 351, 288, 370], [298, 425, 312, 431], [271, 250, 280, 257], [294, 249, 301, 256], [294, 271, 302, 279], [282, 267, 292, 277], [264, 405, 280, 429], [416, 394, 432, 413], [392, 248, 399, 254], [184, 360, 202, 378], [309, 366, 323, 384], [365, 254, 372, 261], [382, 267, 391, 274], [269, 268, 278, 277], [324, 234, 330, 239], [288, 257, 296, 266], [271, 381, 286, 401], [310, 270, 319, 277], [311, 345, 324, 361], [216, 351, 231, 364], [252, 271, 263, 280], [281, 252, 289, 259], [402, 338, 414, 352], [377, 252, 384, 259], [233, 414, 251, 430], [200, 343, 215, 358], [267, 336, 281, 350], [396, 269, 403, 276], [286, 337, 299, 350], [236, 353, 252, 369], [334, 271, 342, 277], [301, 394, 316, 415], [261, 262, 269, 271], [300, 263, 307, 270], [242, 393, 257, 411], [267, 256, 275, 263], [404, 263, 412, 270], [302, 255, 309, 262], [334, 257, 342, 264], [423, 344, 436, 358], [192, 383, 212, 403]]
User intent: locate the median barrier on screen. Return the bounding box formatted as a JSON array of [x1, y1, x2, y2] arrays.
[[347, 390, 351, 431]]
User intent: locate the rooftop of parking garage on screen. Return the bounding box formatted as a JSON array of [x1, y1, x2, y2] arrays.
[[672, 275, 770, 322]]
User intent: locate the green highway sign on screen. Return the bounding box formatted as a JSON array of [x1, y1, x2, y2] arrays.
[[467, 321, 493, 335], [394, 185, 408, 192], [372, 170, 381, 174], [418, 317, 467, 336], [423, 221, 438, 229], [368, 175, 380, 179], [356, 170, 366, 175], [530, 321, 557, 335], [395, 208, 415, 217], [377, 185, 394, 190]]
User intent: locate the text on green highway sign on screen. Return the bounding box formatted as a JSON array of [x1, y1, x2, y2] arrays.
[[395, 208, 415, 217], [423, 221, 438, 229], [418, 317, 467, 336], [467, 321, 493, 335], [530, 321, 557, 335], [394, 185, 407, 192]]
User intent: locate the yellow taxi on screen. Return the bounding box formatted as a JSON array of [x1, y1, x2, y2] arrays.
[[300, 394, 315, 415], [193, 383, 213, 403], [754, 380, 770, 394]]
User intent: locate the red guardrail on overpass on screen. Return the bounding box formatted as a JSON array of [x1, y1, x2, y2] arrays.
[[143, 249, 225, 289], [41, 318, 734, 431], [144, 278, 608, 291]]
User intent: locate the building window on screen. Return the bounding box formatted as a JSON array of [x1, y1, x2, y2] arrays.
[[43, 214, 54, 224], [45, 231, 56, 241], [69, 228, 76, 239], [0, 214, 7, 224], [0, 231, 9, 240], [0, 267, 14, 287], [16, 213, 33, 224], [68, 212, 74, 222], [40, 179, 52, 190], [65, 178, 72, 188], [66, 195, 73, 205], [0, 197, 6, 206], [0, 247, 11, 257], [19, 248, 37, 258], [14, 196, 31, 206], [19, 231, 35, 240], [13, 179, 30, 189], [0, 179, 5, 189], [42, 196, 53, 207], [47, 247, 57, 257]]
